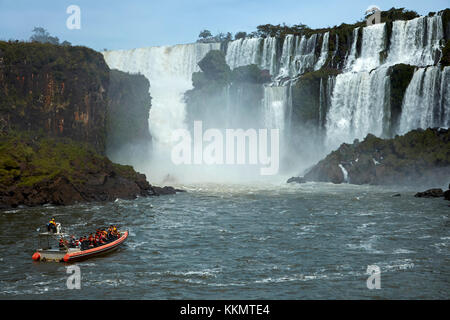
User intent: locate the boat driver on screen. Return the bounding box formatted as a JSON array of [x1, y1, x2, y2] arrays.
[[47, 218, 57, 233]]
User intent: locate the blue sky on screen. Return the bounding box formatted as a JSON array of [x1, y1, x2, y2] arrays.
[[0, 0, 448, 51]]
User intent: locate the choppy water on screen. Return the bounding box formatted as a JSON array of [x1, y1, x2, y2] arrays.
[[0, 182, 449, 299]]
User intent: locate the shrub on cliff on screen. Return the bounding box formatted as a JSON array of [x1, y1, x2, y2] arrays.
[[198, 50, 231, 84]]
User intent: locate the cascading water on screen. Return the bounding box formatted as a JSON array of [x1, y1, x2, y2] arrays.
[[344, 27, 359, 70], [101, 12, 448, 181], [351, 23, 385, 72], [326, 67, 390, 149], [387, 15, 443, 66], [263, 85, 290, 131], [225, 37, 278, 76], [326, 23, 389, 150], [398, 66, 450, 134], [326, 14, 447, 151], [103, 43, 220, 180], [315, 32, 330, 71]]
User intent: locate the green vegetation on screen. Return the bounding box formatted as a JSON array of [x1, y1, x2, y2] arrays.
[[0, 130, 141, 188], [305, 128, 450, 185], [0, 41, 109, 153], [29, 27, 70, 46], [197, 30, 232, 43]]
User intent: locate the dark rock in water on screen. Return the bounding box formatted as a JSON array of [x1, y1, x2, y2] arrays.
[[444, 189, 450, 201], [152, 186, 185, 195], [391, 193, 401, 197], [287, 176, 307, 184], [414, 188, 444, 198]]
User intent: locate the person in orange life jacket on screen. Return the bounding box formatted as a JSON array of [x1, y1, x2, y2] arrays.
[[88, 234, 94, 248], [59, 237, 67, 249], [99, 233, 106, 245]]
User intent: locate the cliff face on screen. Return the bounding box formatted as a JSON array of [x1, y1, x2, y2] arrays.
[[0, 42, 177, 209], [0, 41, 109, 154], [303, 128, 450, 186], [185, 50, 270, 130], [106, 69, 152, 164], [0, 132, 160, 208]]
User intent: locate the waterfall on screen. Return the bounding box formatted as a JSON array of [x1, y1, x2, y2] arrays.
[[293, 34, 319, 75], [260, 37, 279, 76], [278, 34, 319, 78], [103, 43, 220, 149], [326, 13, 446, 151], [326, 66, 390, 149], [319, 75, 336, 130], [225, 37, 278, 76], [398, 66, 450, 134], [387, 15, 443, 66], [344, 27, 359, 70], [263, 85, 289, 131], [100, 13, 447, 180], [226, 38, 262, 69], [331, 34, 339, 67], [338, 164, 349, 183], [351, 23, 385, 72], [315, 32, 330, 70], [441, 67, 450, 127], [326, 23, 388, 149]]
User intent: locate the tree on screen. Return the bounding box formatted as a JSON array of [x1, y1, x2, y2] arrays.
[[224, 32, 233, 42], [198, 29, 213, 39], [234, 31, 247, 40], [30, 27, 59, 45]]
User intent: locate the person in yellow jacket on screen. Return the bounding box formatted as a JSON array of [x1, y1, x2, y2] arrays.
[[47, 218, 57, 233]]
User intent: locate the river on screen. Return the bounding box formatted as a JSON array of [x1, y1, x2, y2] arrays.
[[0, 181, 448, 299]]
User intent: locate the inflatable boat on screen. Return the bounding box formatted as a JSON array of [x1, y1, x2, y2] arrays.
[[32, 230, 128, 262]]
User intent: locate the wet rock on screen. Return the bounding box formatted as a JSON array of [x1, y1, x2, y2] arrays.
[[444, 189, 450, 201], [414, 188, 444, 198], [152, 186, 186, 196], [287, 176, 307, 184], [302, 128, 450, 186]]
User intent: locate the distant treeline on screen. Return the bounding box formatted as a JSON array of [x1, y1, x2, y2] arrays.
[[197, 7, 421, 42]]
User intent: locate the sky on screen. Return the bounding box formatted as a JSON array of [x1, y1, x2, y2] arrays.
[[0, 0, 448, 51]]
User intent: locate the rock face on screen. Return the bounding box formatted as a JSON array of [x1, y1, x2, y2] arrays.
[[185, 50, 270, 130], [0, 133, 179, 209], [0, 41, 109, 154], [0, 42, 181, 208], [414, 188, 444, 198], [286, 176, 306, 184], [444, 189, 450, 201], [304, 128, 450, 186], [106, 69, 152, 164]]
